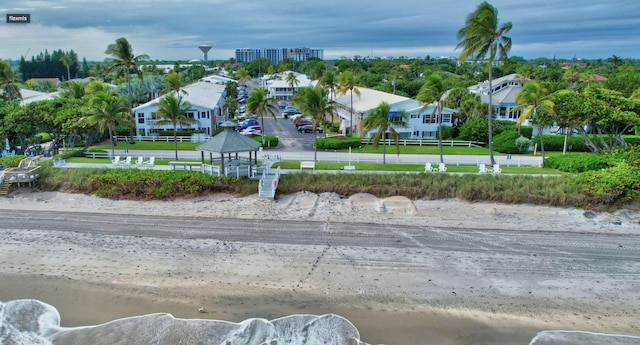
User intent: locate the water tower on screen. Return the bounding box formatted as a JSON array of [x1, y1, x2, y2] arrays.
[[198, 45, 212, 62]]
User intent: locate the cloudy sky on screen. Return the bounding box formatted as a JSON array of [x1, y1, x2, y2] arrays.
[[2, 0, 639, 62]]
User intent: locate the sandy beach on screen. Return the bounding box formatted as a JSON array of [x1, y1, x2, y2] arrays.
[[1, 190, 639, 345]]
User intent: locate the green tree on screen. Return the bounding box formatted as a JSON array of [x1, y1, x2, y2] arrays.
[[417, 73, 447, 163], [0, 61, 22, 101], [512, 81, 556, 165], [163, 71, 188, 95], [285, 72, 300, 97], [361, 101, 408, 164], [60, 54, 74, 81], [83, 91, 131, 157], [153, 94, 195, 160], [235, 68, 251, 87], [456, 1, 512, 165], [60, 81, 85, 99], [246, 87, 279, 146], [337, 70, 361, 136], [293, 86, 329, 161], [321, 71, 339, 123], [104, 37, 149, 143]]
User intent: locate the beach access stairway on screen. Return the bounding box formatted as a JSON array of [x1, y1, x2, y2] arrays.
[[0, 156, 42, 195], [258, 166, 281, 199]]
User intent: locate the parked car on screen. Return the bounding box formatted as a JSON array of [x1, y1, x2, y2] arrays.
[[237, 119, 259, 130], [284, 105, 299, 113], [244, 125, 262, 132], [297, 125, 323, 133], [294, 119, 313, 127], [241, 128, 262, 136], [283, 109, 302, 119]]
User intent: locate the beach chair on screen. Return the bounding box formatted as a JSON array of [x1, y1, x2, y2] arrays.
[[478, 163, 489, 174], [112, 156, 121, 164], [492, 164, 502, 174], [135, 156, 144, 166], [123, 156, 132, 165], [425, 163, 438, 172], [143, 156, 155, 167], [438, 163, 447, 172]]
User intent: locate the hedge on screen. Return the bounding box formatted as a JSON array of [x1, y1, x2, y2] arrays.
[[316, 137, 362, 150]]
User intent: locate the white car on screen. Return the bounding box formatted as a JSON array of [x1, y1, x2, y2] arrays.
[[241, 128, 262, 136]]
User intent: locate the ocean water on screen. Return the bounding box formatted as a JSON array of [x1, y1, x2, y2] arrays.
[[0, 299, 364, 345]]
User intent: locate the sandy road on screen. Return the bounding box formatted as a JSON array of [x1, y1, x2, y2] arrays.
[[2, 204, 640, 344]]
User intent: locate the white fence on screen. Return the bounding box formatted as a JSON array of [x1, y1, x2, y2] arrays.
[[359, 139, 485, 147], [113, 135, 211, 143]]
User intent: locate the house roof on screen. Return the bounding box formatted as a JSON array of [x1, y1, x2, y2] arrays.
[[468, 73, 522, 105], [333, 87, 411, 113], [18, 89, 61, 105], [133, 79, 225, 111], [196, 121, 261, 153]]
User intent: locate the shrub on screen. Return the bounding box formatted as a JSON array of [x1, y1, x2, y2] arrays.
[[458, 118, 488, 144], [532, 134, 590, 152], [492, 131, 521, 154], [544, 153, 612, 172], [316, 137, 362, 150], [577, 161, 640, 207], [515, 136, 532, 153]]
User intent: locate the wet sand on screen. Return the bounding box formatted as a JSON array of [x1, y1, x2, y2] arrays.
[[1, 191, 639, 345]]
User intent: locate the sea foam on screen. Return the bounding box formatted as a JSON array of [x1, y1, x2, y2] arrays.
[[1, 299, 366, 345]]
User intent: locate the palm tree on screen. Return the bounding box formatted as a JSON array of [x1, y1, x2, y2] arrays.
[[246, 87, 279, 146], [320, 70, 339, 124], [285, 72, 300, 97], [512, 80, 555, 166], [0, 60, 22, 101], [293, 86, 329, 161], [153, 93, 195, 160], [83, 91, 131, 158], [361, 101, 408, 164], [163, 71, 188, 95], [60, 54, 74, 81], [236, 68, 251, 87], [105, 37, 149, 143], [60, 81, 85, 99], [417, 73, 446, 164], [456, 1, 512, 165], [337, 70, 361, 136]]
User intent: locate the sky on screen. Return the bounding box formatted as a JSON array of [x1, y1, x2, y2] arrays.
[[2, 0, 639, 63]]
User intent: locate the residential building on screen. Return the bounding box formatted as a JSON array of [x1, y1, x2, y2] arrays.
[[235, 48, 324, 65], [264, 71, 315, 100], [331, 86, 456, 139], [132, 77, 227, 137], [467, 73, 524, 123]]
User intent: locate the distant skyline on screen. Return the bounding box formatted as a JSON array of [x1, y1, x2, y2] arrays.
[[2, 0, 639, 62]]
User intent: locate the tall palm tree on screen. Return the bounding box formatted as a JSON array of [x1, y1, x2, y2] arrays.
[[320, 70, 339, 124], [337, 70, 361, 136], [163, 71, 188, 95], [105, 37, 149, 143], [285, 72, 300, 97], [83, 91, 131, 158], [417, 73, 446, 164], [153, 93, 195, 160], [512, 81, 555, 166], [0, 60, 22, 101], [246, 88, 279, 146], [361, 101, 408, 164], [293, 86, 329, 161], [60, 54, 74, 81], [456, 1, 512, 165], [236, 68, 251, 87]]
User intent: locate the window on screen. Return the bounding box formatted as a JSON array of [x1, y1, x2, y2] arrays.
[[442, 114, 451, 123], [422, 114, 432, 123], [410, 113, 420, 119], [187, 112, 195, 119], [137, 113, 144, 124]]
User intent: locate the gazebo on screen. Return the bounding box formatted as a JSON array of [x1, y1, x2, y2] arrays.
[[196, 121, 262, 176]]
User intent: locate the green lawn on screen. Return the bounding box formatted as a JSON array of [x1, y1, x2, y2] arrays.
[[272, 161, 563, 175]]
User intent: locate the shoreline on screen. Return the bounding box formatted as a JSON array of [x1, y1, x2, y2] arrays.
[[1, 191, 639, 344]]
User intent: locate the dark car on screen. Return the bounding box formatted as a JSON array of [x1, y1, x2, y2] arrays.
[[294, 119, 313, 127], [297, 125, 323, 133]]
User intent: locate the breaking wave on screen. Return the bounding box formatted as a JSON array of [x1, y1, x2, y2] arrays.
[[1, 299, 365, 345]]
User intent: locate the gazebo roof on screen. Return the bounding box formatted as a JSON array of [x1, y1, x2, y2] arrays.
[[196, 121, 262, 153]]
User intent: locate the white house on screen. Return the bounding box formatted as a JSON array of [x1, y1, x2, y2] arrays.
[[468, 73, 525, 123], [133, 79, 227, 137], [331, 86, 456, 139], [264, 71, 315, 100]]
